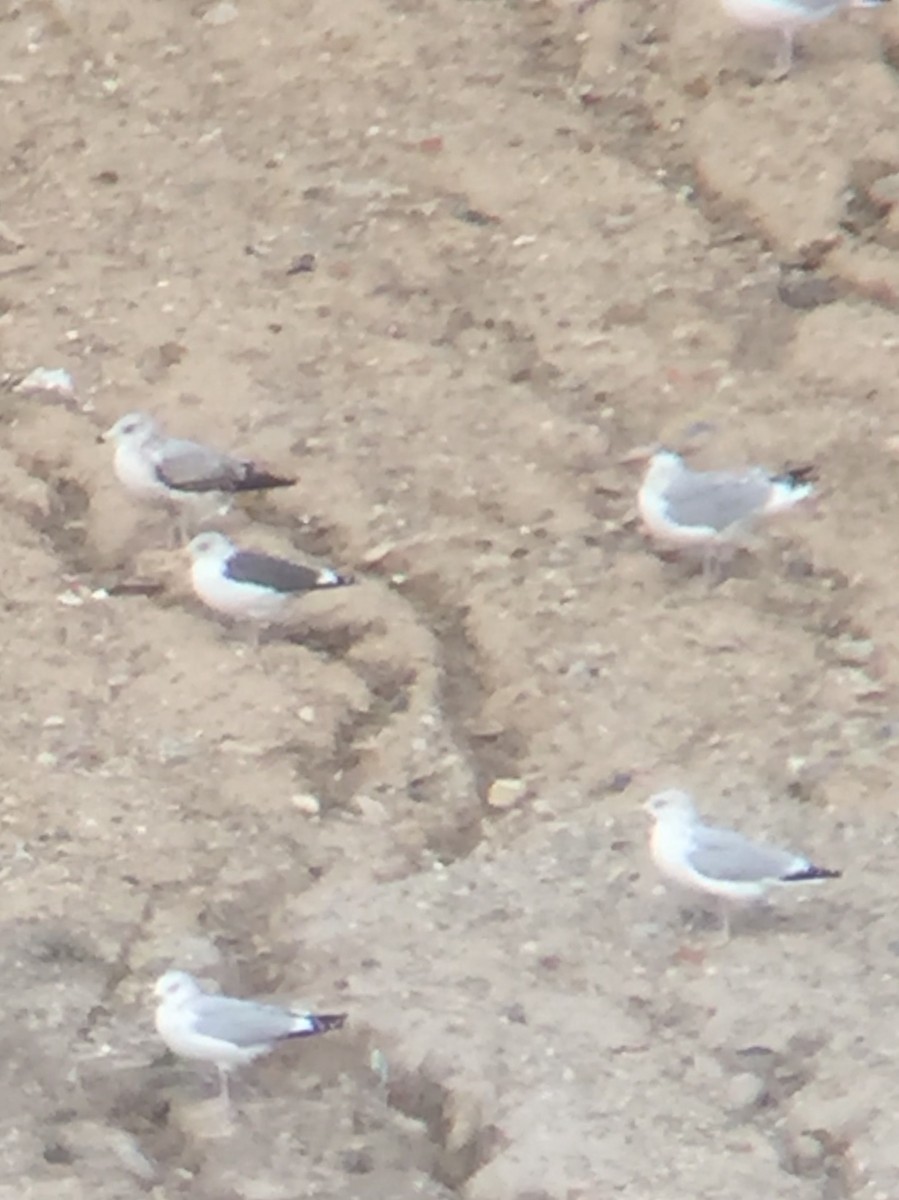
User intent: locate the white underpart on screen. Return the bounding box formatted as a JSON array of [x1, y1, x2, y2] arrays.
[[190, 547, 290, 623], [651, 813, 775, 902], [156, 997, 271, 1072], [638, 480, 719, 549], [113, 438, 173, 502], [719, 0, 842, 32]]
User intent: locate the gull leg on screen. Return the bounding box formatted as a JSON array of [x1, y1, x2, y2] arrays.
[[176, 508, 194, 547], [701, 544, 725, 586], [774, 29, 794, 78], [217, 1066, 232, 1112], [715, 898, 733, 945]]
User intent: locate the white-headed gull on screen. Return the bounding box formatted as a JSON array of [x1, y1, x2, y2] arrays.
[[644, 789, 839, 938], [154, 970, 347, 1102], [101, 412, 295, 541], [186, 531, 353, 631], [637, 448, 814, 576]]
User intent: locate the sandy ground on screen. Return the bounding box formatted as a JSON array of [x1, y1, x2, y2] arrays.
[[2, 0, 899, 1196]]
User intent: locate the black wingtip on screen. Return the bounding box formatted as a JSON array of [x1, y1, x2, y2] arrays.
[[284, 1012, 347, 1042], [234, 469, 297, 492], [321, 570, 354, 590], [776, 463, 818, 487], [314, 1012, 348, 1033], [783, 864, 840, 882]]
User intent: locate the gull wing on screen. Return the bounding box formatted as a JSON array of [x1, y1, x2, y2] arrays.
[[154, 439, 294, 493], [153, 438, 247, 493], [687, 825, 802, 882], [663, 470, 772, 533], [190, 995, 331, 1047], [224, 550, 347, 594]]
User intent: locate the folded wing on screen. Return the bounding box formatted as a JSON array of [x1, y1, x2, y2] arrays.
[[687, 825, 804, 883], [155, 439, 294, 493], [663, 471, 772, 533]]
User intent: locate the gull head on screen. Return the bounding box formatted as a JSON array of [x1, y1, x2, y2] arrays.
[[102, 411, 159, 446], [644, 789, 698, 823], [154, 970, 203, 1003], [185, 531, 235, 565], [643, 448, 687, 490]]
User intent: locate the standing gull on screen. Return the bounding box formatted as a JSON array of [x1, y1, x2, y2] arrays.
[[101, 412, 295, 541], [637, 448, 814, 576], [186, 531, 353, 631], [644, 789, 840, 938], [154, 970, 347, 1102], [719, 0, 887, 76]]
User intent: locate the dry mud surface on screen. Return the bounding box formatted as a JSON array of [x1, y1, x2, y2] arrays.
[[2, 0, 899, 1197]]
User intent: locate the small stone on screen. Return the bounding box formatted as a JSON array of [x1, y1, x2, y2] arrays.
[[833, 634, 874, 666], [290, 793, 321, 816], [486, 778, 528, 810], [788, 1131, 826, 1173], [370, 1048, 389, 1084], [0, 220, 25, 252], [340, 1147, 375, 1175], [502, 1001, 527, 1024], [727, 1072, 767, 1111], [869, 172, 899, 209], [298, 706, 315, 723], [16, 367, 76, 398], [362, 540, 398, 566], [157, 738, 193, 764], [286, 252, 316, 275], [777, 271, 841, 311], [353, 794, 388, 823], [202, 0, 238, 25]]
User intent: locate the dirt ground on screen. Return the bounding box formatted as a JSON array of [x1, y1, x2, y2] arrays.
[[2, 0, 899, 1196]]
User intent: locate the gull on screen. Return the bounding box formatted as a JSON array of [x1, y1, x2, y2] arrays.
[[101, 412, 295, 542], [637, 448, 814, 578], [644, 789, 840, 938], [186, 531, 353, 636], [719, 0, 887, 77], [154, 970, 347, 1103]]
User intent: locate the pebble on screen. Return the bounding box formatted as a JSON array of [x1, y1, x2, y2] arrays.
[[726, 1072, 767, 1111], [15, 367, 75, 398], [788, 1131, 826, 1173], [486, 778, 528, 810], [353, 794, 388, 823], [869, 172, 899, 209], [290, 793, 321, 817], [833, 634, 874, 666], [202, 0, 238, 24], [362, 540, 398, 566]]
